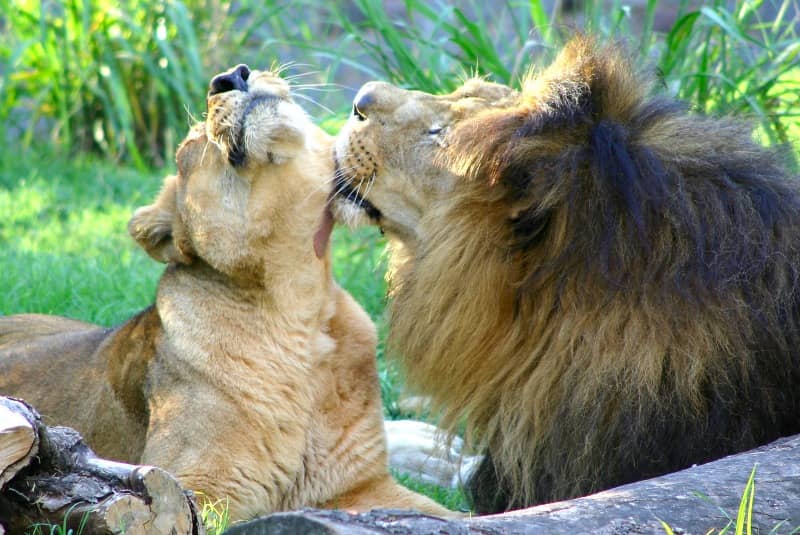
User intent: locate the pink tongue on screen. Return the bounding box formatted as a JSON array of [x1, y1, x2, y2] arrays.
[[313, 206, 334, 259]]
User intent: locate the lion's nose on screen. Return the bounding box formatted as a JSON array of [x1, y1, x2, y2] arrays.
[[208, 64, 251, 96], [352, 83, 379, 121]]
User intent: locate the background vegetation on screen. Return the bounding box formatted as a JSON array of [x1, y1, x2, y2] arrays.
[[2, 0, 799, 524]]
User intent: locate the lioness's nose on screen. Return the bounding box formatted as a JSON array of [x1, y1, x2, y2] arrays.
[[208, 64, 251, 96]]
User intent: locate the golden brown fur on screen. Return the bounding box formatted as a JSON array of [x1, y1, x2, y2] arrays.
[[0, 66, 449, 521], [332, 37, 800, 512]]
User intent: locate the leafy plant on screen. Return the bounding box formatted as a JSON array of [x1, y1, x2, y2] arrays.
[[318, 0, 799, 164], [1, 0, 796, 166], [0, 0, 310, 167]]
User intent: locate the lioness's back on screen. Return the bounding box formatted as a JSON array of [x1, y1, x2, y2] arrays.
[[0, 313, 99, 344], [0, 314, 109, 419]]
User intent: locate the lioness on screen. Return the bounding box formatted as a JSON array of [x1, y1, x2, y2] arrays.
[[331, 37, 800, 513], [0, 65, 448, 521]]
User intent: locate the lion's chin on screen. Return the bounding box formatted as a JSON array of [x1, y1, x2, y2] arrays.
[[329, 198, 373, 229]]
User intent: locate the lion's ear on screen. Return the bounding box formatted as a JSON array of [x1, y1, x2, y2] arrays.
[[128, 175, 193, 264]]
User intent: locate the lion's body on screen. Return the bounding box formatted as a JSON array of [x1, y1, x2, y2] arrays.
[[332, 37, 800, 512], [0, 67, 449, 521]]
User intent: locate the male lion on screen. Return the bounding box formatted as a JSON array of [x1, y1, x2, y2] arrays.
[[0, 65, 449, 521], [331, 37, 800, 513]]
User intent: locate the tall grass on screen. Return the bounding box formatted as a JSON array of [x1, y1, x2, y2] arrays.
[[320, 0, 799, 162], [1, 1, 796, 168], [0, 0, 312, 167]]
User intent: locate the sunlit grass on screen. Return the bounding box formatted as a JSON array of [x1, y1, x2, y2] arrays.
[[0, 148, 163, 325], [198, 495, 231, 535]]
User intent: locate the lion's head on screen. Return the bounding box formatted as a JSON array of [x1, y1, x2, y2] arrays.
[[129, 64, 333, 283], [331, 77, 516, 247], [332, 37, 800, 512]]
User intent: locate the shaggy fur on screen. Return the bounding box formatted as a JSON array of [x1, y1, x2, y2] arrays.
[[332, 37, 800, 513], [0, 67, 450, 521]]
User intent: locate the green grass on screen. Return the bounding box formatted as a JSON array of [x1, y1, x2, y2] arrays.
[[199, 496, 231, 535], [24, 503, 90, 535], [392, 470, 470, 513], [0, 146, 163, 324]]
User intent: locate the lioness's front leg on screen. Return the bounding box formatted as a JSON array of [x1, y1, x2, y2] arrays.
[[314, 288, 453, 517]]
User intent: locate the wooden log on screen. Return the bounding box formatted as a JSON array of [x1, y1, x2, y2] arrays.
[[0, 397, 38, 488], [225, 434, 800, 534], [0, 397, 203, 535]]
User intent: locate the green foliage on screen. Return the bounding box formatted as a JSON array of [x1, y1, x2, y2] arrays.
[[318, 0, 540, 92], [0, 0, 310, 167], [1, 0, 796, 166], [659, 1, 800, 152], [2, 0, 204, 167], [324, 0, 799, 162], [391, 470, 470, 512]]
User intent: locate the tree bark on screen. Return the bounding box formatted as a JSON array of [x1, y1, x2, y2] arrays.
[[0, 397, 203, 535], [224, 434, 800, 534]]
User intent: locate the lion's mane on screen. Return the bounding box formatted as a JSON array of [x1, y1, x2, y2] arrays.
[[387, 37, 800, 512]]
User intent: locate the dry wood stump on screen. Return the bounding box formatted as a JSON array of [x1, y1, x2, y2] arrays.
[[0, 396, 203, 534]]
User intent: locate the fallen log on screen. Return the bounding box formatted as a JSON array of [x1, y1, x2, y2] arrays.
[[0, 397, 203, 534], [225, 434, 800, 534], [0, 398, 37, 489]]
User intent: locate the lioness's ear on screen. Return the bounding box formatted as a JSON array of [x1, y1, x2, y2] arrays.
[[128, 175, 193, 264]]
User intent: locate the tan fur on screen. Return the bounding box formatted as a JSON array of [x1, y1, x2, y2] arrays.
[[0, 68, 450, 521], [332, 37, 800, 512]]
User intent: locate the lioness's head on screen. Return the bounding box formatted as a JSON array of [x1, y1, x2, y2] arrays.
[[129, 65, 333, 282], [331, 77, 516, 246]]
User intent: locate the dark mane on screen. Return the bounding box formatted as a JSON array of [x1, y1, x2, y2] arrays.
[[449, 38, 800, 302], [406, 36, 800, 512]]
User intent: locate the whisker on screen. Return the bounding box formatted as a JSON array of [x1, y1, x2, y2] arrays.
[[292, 82, 345, 89], [363, 171, 377, 199], [293, 92, 335, 115], [273, 61, 310, 76], [284, 70, 322, 81], [294, 87, 343, 94]]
